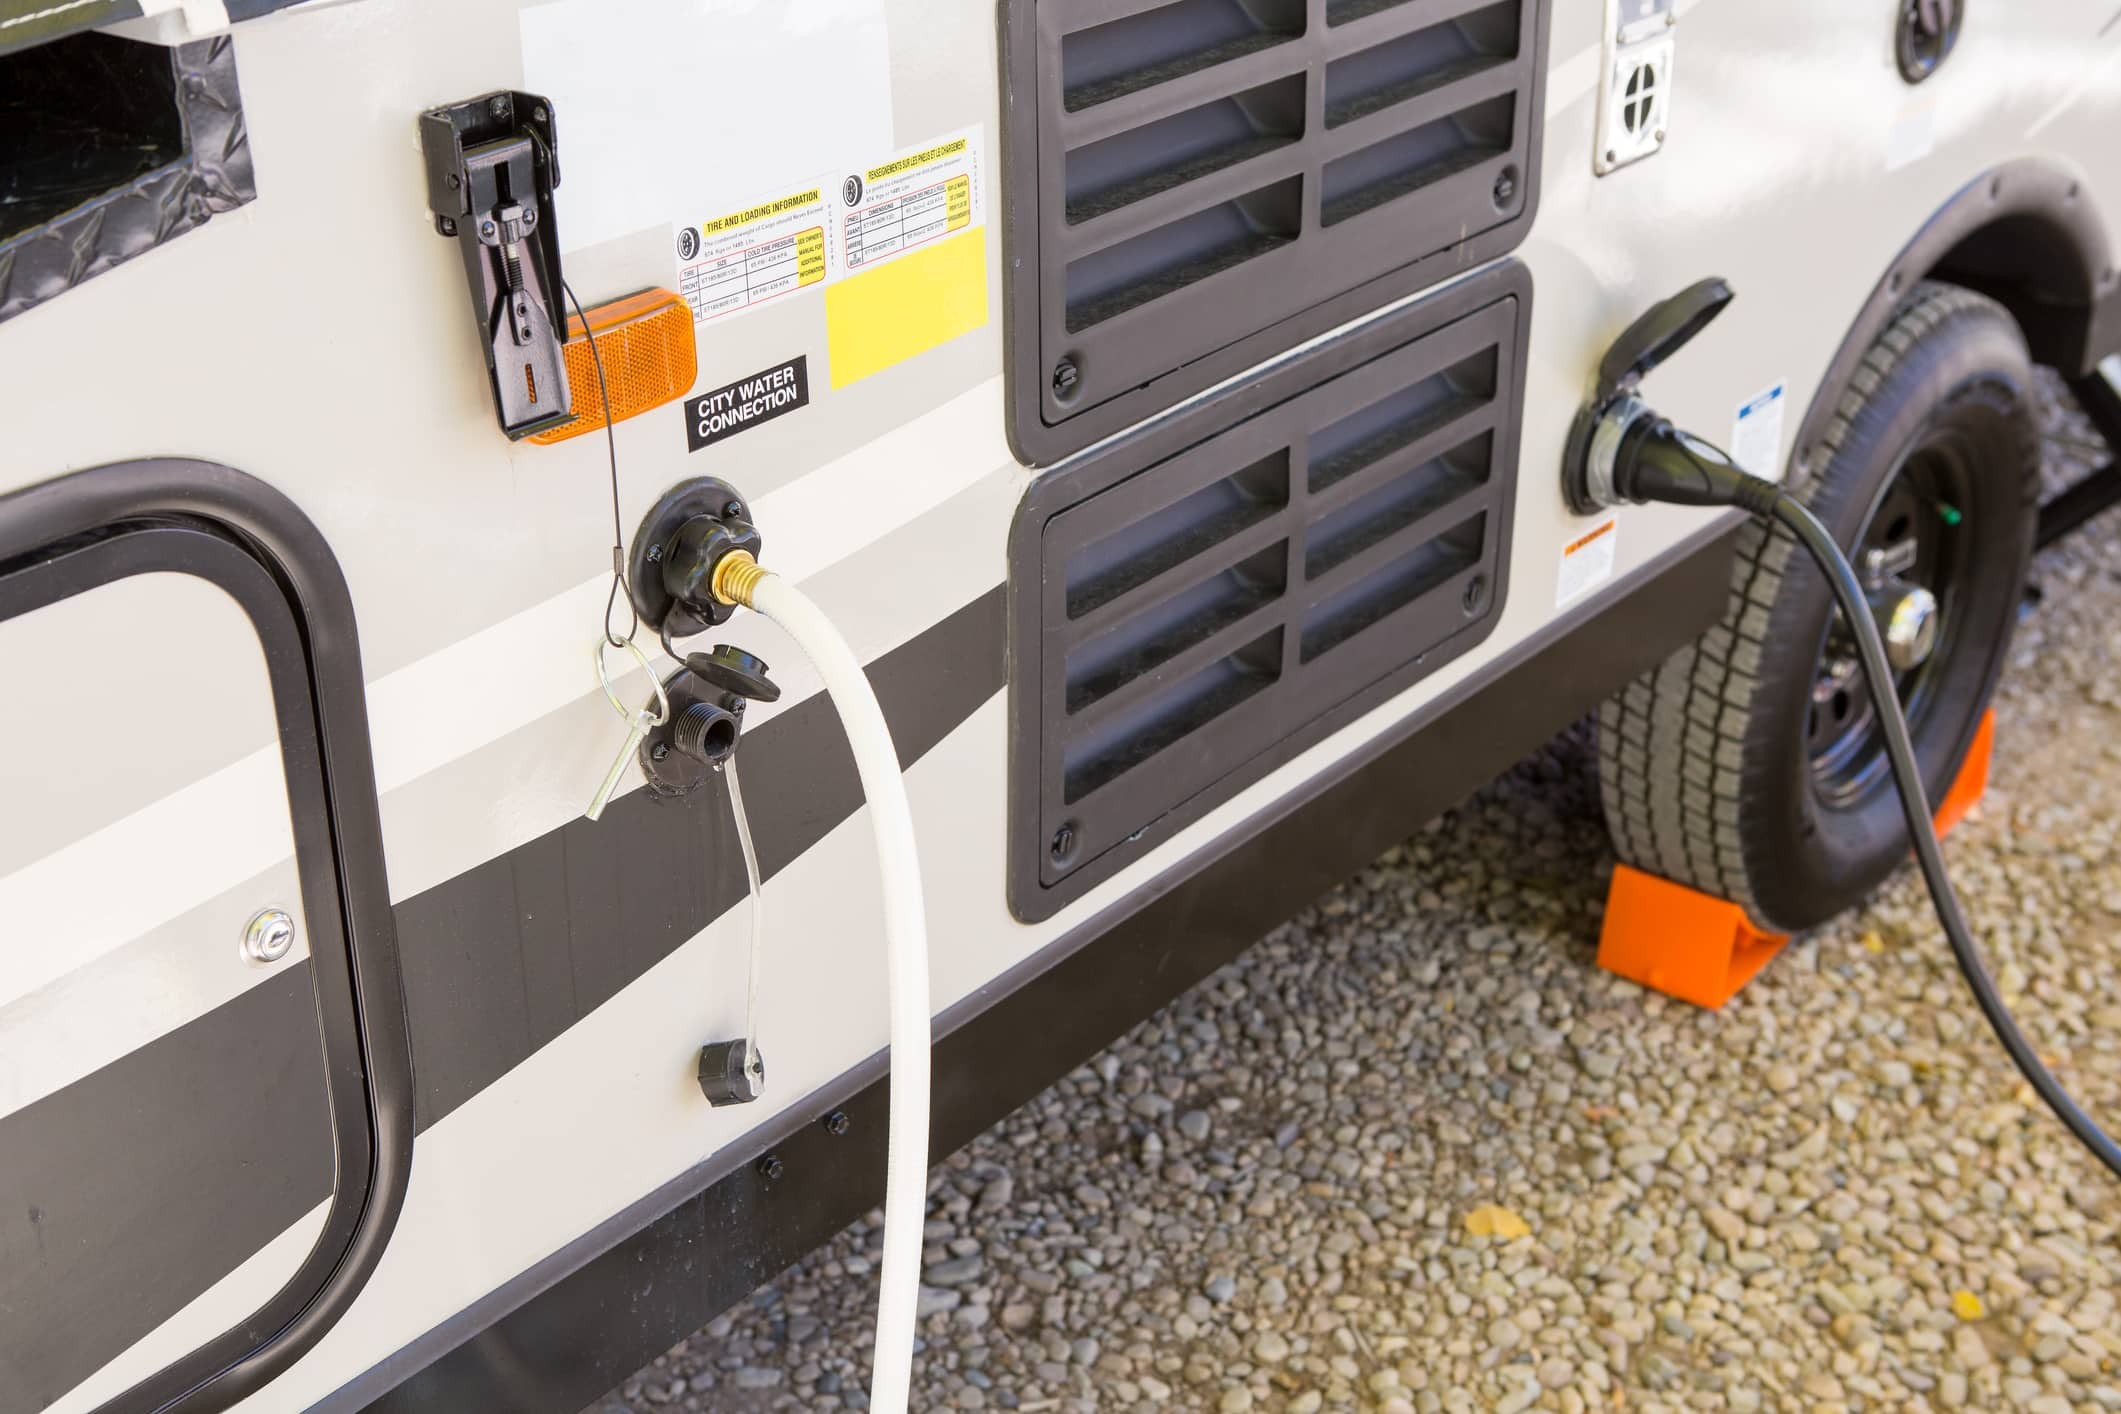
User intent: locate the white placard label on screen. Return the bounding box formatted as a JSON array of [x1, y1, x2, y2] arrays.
[[1557, 518, 1619, 608], [1732, 381, 1788, 480]]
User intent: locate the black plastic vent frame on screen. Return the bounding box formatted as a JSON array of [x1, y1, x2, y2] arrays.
[[999, 0, 1549, 466], [1008, 260, 1528, 920]]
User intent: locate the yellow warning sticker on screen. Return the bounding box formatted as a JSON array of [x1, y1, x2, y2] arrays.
[[827, 227, 987, 389], [867, 137, 968, 184]]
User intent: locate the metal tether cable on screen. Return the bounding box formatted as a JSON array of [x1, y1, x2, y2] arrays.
[[560, 277, 637, 649], [1661, 436, 2121, 1181], [562, 275, 767, 1078]]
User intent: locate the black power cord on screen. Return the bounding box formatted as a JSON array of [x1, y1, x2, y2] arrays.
[[1615, 424, 2121, 1181]]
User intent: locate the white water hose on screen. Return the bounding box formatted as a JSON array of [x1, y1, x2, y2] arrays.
[[739, 567, 931, 1413]]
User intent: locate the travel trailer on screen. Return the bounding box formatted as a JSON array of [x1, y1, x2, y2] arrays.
[[2, 0, 2117, 1409]]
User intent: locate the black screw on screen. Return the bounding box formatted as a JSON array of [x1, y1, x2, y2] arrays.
[[1050, 823, 1076, 864], [724, 500, 745, 518], [490, 95, 512, 120], [823, 1110, 851, 1136], [1052, 359, 1079, 397], [446, 173, 461, 190], [650, 742, 669, 762], [1492, 169, 1518, 208], [1462, 574, 1488, 614], [437, 217, 457, 237], [756, 1154, 785, 1181]]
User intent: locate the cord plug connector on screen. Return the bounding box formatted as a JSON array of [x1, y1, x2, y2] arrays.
[[1612, 417, 1782, 515]]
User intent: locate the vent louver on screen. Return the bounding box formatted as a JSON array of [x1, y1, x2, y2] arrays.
[[1008, 262, 1529, 919], [1001, 0, 1549, 464]]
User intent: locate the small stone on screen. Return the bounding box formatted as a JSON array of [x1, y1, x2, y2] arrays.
[[1702, 1206, 1747, 1244], [1254, 1331, 1291, 1363], [1205, 1274, 1237, 1303], [916, 1286, 963, 1318], [1218, 1387, 1253, 1413], [925, 1255, 984, 1287], [1178, 1110, 1212, 1141]]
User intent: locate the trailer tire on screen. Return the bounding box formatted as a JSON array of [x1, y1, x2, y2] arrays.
[[1596, 282, 2039, 933]]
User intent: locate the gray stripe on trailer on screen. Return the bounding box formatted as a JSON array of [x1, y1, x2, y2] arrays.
[[0, 585, 1004, 1410]]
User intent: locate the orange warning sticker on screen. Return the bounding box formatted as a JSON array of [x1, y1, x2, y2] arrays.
[[1557, 517, 1618, 608]]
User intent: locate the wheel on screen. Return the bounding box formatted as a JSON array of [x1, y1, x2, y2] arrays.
[[1597, 281, 2039, 933]]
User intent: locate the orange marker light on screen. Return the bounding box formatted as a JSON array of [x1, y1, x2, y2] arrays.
[[527, 288, 698, 446]]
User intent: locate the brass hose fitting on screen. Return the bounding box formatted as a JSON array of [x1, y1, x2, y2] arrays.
[[711, 549, 770, 609]]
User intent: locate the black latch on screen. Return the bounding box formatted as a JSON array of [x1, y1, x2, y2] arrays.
[[420, 91, 571, 440]]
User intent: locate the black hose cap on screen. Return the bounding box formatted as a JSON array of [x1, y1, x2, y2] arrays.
[[685, 645, 781, 703], [698, 1039, 764, 1106]]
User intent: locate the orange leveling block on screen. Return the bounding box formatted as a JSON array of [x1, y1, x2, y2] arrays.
[[1597, 709, 1995, 1009]]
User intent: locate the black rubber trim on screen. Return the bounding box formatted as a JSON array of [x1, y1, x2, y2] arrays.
[[0, 460, 412, 1414], [1790, 156, 2121, 486], [332, 518, 1741, 1414], [0, 37, 256, 324]]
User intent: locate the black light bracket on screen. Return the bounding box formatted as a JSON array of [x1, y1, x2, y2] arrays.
[[420, 90, 572, 440]]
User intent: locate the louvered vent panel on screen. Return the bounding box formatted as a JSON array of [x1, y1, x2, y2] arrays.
[[1001, 0, 1548, 463], [1007, 264, 1529, 919]]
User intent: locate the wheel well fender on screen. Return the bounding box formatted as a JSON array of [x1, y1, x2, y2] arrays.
[[1792, 156, 2121, 484]]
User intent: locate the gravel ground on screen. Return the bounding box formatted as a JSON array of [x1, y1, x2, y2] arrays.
[[593, 377, 2121, 1413]]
